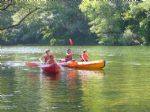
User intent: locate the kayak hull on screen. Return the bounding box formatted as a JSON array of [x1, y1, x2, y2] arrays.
[[41, 64, 60, 74], [63, 60, 105, 70]]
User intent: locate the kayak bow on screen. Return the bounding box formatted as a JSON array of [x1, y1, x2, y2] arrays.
[[41, 64, 60, 74], [25, 62, 60, 74]]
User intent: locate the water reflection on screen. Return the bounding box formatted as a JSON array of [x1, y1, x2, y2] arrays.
[[26, 72, 61, 81], [1, 46, 150, 112], [67, 69, 78, 90], [79, 70, 105, 79], [24, 68, 105, 112], [42, 72, 61, 81], [26, 72, 40, 81], [79, 70, 105, 112]]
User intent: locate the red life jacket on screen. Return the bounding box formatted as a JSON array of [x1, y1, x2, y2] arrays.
[[65, 54, 73, 62], [44, 55, 55, 64], [44, 55, 51, 63], [81, 53, 88, 61]]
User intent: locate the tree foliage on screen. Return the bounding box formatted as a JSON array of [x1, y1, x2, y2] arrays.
[[80, 0, 150, 45], [0, 0, 94, 45], [0, 0, 149, 45]]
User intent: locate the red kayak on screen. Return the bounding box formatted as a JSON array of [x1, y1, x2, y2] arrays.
[[41, 64, 60, 74], [26, 62, 61, 74]]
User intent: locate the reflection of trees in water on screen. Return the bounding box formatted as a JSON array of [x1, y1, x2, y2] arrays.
[[66, 69, 105, 89], [67, 69, 78, 90], [66, 69, 106, 111], [26, 72, 39, 80], [0, 67, 16, 111], [79, 70, 105, 87], [79, 70, 105, 112], [38, 68, 82, 111], [38, 72, 61, 112], [42, 72, 61, 81], [0, 67, 41, 112], [32, 69, 79, 112], [67, 69, 79, 102], [25, 69, 105, 112]]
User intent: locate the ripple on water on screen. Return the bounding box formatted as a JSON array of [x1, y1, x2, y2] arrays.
[[107, 54, 115, 57], [29, 57, 38, 60], [2, 61, 25, 67], [1, 47, 41, 54], [132, 62, 141, 66], [0, 105, 17, 110], [106, 60, 112, 63], [0, 93, 15, 110], [22, 68, 29, 71], [0, 93, 14, 97]]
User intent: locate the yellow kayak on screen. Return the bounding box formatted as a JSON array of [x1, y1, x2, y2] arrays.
[[63, 60, 105, 70]]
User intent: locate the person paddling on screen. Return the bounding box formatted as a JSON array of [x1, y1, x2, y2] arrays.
[[40, 49, 55, 64], [81, 50, 89, 62], [65, 49, 73, 62]]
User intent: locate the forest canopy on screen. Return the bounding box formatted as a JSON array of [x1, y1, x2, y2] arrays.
[[0, 0, 150, 45]]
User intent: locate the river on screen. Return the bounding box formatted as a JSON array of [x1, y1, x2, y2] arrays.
[[0, 46, 150, 112]]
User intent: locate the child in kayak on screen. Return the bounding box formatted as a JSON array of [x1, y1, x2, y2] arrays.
[[40, 49, 55, 64], [65, 49, 73, 62], [80, 50, 89, 62]]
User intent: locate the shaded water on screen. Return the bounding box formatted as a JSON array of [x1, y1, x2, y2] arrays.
[[0, 46, 150, 112]]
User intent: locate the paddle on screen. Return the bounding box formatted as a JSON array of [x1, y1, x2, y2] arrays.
[[69, 38, 73, 46], [25, 61, 60, 68], [69, 32, 73, 46], [25, 62, 40, 67]]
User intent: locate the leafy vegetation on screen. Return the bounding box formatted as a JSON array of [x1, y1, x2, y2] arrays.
[[80, 0, 150, 45], [0, 0, 149, 45]]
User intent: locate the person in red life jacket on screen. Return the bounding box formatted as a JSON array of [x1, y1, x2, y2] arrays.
[[40, 49, 55, 64], [65, 49, 73, 62], [81, 50, 89, 62], [47, 55, 55, 64]]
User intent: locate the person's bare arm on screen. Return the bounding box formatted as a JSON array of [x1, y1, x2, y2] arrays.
[[39, 56, 44, 63]]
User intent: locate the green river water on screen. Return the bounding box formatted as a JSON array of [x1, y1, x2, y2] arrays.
[[0, 46, 150, 112]]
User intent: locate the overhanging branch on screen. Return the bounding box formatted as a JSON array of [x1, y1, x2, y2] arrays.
[[0, 7, 40, 30], [0, 0, 13, 11]]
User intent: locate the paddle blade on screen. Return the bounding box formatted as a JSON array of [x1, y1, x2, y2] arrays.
[[69, 38, 73, 46], [25, 62, 39, 67]]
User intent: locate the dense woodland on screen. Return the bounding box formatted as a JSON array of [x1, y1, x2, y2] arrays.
[[0, 0, 150, 45]]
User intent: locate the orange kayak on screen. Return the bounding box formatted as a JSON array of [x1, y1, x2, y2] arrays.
[[62, 60, 105, 70]]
